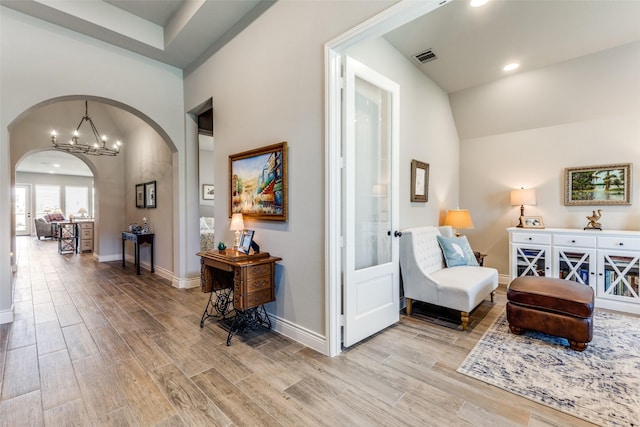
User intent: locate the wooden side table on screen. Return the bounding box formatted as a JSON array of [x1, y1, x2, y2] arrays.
[[122, 232, 155, 275], [197, 249, 281, 345]]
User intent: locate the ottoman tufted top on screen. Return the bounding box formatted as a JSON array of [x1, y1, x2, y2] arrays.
[[508, 276, 594, 319]]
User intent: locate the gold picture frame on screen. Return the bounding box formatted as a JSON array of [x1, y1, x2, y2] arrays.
[[565, 163, 631, 206], [521, 216, 545, 229]]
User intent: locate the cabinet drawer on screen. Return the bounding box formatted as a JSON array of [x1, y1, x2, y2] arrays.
[[234, 288, 274, 310], [80, 240, 93, 251], [80, 229, 93, 239], [511, 233, 551, 245], [553, 234, 596, 247], [245, 264, 272, 279], [235, 276, 271, 294], [598, 236, 640, 251], [79, 222, 93, 229]]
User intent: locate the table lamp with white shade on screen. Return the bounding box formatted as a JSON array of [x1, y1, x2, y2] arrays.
[[230, 213, 245, 249], [510, 187, 537, 227]]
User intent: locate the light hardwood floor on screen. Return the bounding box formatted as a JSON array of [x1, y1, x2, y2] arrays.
[[0, 236, 597, 426]]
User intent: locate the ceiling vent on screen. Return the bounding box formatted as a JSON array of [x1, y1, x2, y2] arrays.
[[413, 49, 437, 64]]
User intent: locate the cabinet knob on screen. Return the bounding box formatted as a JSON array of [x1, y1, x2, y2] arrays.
[[528, 237, 532, 241], [571, 240, 576, 243], [618, 242, 624, 246]]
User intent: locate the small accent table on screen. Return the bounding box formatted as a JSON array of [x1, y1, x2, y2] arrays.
[[122, 232, 155, 275], [197, 249, 281, 345], [58, 222, 77, 254]]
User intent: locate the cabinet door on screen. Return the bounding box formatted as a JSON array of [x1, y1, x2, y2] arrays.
[[597, 250, 640, 301], [514, 244, 550, 277], [554, 247, 595, 287]]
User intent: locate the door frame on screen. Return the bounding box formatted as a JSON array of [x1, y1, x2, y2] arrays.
[[324, 0, 450, 356], [15, 183, 31, 236]]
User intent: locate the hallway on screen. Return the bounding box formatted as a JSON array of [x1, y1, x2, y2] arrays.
[[0, 237, 592, 426]]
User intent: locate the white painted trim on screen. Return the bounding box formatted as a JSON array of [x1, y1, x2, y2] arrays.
[[97, 253, 121, 263], [0, 305, 14, 324], [499, 273, 511, 286], [324, 0, 450, 357], [270, 312, 326, 354], [172, 275, 200, 289]]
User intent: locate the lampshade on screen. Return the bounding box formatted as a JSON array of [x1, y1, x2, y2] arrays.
[[510, 188, 536, 206], [43, 207, 51, 213], [444, 209, 474, 236], [53, 208, 63, 214], [78, 207, 88, 215], [230, 213, 245, 231]]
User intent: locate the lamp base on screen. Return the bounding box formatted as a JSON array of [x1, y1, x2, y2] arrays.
[[517, 204, 525, 227], [233, 230, 241, 249]]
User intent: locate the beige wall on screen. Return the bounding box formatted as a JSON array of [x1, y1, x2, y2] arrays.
[[454, 42, 640, 278], [184, 1, 396, 339]]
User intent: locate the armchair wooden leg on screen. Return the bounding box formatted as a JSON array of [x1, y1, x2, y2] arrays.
[[461, 311, 469, 331], [406, 298, 413, 316], [491, 290, 495, 303]]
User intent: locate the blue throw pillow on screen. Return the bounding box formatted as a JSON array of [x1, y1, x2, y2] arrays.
[[436, 235, 479, 267]]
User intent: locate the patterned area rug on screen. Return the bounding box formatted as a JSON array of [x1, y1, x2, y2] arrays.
[[457, 310, 640, 427]]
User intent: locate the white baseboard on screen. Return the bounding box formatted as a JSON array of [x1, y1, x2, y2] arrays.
[[97, 253, 121, 263], [269, 313, 326, 354], [499, 273, 511, 286], [172, 276, 200, 289], [0, 305, 14, 324]]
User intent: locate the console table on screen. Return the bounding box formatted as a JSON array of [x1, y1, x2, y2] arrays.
[[197, 249, 281, 345], [122, 232, 155, 275]]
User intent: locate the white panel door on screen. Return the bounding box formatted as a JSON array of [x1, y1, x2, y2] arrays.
[[343, 56, 400, 348], [15, 184, 31, 236]]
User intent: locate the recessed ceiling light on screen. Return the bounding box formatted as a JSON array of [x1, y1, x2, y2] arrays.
[[503, 63, 520, 72], [470, 0, 489, 7]]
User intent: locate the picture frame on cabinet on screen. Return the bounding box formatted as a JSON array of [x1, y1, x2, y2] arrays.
[[565, 163, 631, 206], [410, 159, 429, 202], [521, 216, 545, 229]]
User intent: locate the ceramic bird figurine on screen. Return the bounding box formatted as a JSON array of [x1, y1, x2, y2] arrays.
[[584, 209, 602, 230]]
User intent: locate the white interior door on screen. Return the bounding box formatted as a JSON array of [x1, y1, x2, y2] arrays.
[[343, 56, 400, 348], [15, 184, 31, 236]]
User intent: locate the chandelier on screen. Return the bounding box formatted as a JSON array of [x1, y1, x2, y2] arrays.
[[50, 101, 122, 156]]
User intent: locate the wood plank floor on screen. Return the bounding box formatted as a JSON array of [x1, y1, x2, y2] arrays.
[[0, 236, 597, 426]]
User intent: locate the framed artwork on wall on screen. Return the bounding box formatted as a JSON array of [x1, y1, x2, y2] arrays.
[[229, 141, 288, 221], [565, 163, 631, 206], [410, 159, 429, 202], [202, 184, 215, 200], [145, 180, 157, 209], [135, 183, 145, 208]]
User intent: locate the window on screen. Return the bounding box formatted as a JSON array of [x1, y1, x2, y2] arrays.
[[35, 185, 60, 218], [65, 186, 89, 217]]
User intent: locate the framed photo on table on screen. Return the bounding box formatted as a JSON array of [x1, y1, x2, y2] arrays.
[[237, 230, 255, 254], [145, 180, 157, 209], [521, 216, 545, 229], [411, 159, 429, 202], [135, 184, 145, 208]]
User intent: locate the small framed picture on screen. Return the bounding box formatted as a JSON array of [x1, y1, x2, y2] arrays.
[[202, 184, 215, 200], [410, 159, 429, 202], [145, 180, 157, 209], [237, 229, 255, 254], [135, 183, 145, 208], [521, 216, 545, 229]]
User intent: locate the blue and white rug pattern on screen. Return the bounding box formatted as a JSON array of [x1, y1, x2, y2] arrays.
[[457, 310, 640, 427]]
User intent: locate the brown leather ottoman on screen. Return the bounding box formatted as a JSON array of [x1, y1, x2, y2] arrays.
[[506, 276, 594, 351]]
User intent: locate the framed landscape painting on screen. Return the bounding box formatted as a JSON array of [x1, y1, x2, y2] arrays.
[[565, 163, 631, 206], [229, 142, 287, 221]]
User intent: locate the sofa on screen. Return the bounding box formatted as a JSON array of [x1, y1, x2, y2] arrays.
[[34, 218, 53, 239], [399, 225, 498, 330]]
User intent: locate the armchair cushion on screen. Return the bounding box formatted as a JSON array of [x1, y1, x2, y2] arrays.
[[436, 235, 479, 267]]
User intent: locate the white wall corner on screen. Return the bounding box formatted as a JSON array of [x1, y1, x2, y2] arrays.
[[269, 313, 326, 355], [172, 275, 200, 289], [0, 305, 14, 324], [499, 273, 511, 286]]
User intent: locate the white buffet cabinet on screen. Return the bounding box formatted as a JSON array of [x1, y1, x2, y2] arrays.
[[508, 227, 640, 314]]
